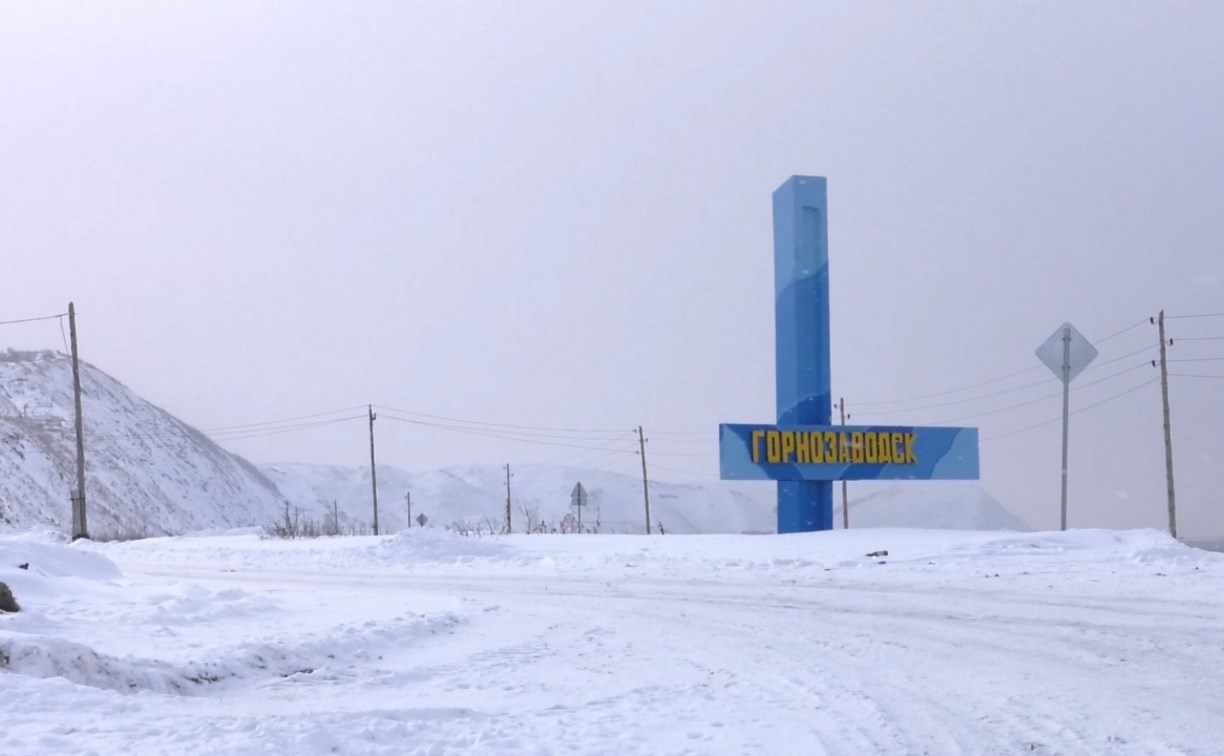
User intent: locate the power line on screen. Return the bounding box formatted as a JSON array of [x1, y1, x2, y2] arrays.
[[923, 362, 1151, 425], [207, 415, 367, 442], [1085, 346, 1155, 370], [1096, 318, 1149, 344], [851, 365, 1045, 407], [850, 374, 1056, 418], [372, 404, 627, 435], [377, 413, 639, 453], [59, 413, 367, 446], [515, 436, 641, 470], [1170, 373, 1224, 380], [1167, 312, 1224, 319], [1072, 378, 1161, 415], [378, 412, 632, 443], [203, 406, 369, 433], [851, 317, 1156, 409], [1168, 357, 1224, 363], [0, 313, 67, 326], [982, 377, 1159, 442]]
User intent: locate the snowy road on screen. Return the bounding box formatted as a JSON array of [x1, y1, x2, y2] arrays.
[[3, 529, 1223, 755]]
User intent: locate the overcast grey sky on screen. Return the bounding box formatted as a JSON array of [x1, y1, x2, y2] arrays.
[[4, 1, 1222, 537]]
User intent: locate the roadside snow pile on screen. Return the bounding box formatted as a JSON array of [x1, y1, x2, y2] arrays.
[[1, 634, 202, 694], [1, 530, 122, 617], [0, 529, 122, 580], [1, 531, 467, 697], [375, 528, 518, 566], [93, 529, 522, 574], [946, 528, 1218, 565]]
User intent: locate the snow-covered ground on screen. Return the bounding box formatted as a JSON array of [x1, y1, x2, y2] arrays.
[[2, 527, 1222, 755]]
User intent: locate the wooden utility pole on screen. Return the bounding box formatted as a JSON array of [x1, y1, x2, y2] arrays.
[[838, 397, 849, 530], [405, 491, 412, 529], [637, 426, 651, 534], [368, 405, 379, 535], [504, 463, 512, 533], [68, 302, 88, 540], [1156, 311, 1177, 538]]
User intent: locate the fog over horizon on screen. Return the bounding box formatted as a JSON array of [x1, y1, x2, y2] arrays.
[[4, 2, 1222, 538]]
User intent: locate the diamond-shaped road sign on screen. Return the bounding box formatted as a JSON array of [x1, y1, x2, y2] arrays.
[[570, 482, 588, 508], [1036, 322, 1098, 383]]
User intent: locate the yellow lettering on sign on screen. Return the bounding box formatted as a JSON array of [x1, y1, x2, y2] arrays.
[[751, 429, 765, 463], [864, 432, 878, 464], [850, 432, 864, 464], [795, 430, 810, 463], [877, 432, 893, 464], [905, 432, 917, 463], [838, 432, 850, 464], [766, 431, 781, 463], [892, 432, 904, 463], [824, 431, 837, 462], [781, 431, 796, 463], [808, 431, 823, 463]]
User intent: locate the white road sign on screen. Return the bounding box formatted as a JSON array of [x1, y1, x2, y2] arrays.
[[1036, 322, 1098, 383]]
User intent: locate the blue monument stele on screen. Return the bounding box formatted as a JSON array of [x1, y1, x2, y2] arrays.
[[719, 176, 980, 533]]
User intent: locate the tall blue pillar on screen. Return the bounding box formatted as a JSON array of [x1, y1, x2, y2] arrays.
[[773, 176, 833, 532]]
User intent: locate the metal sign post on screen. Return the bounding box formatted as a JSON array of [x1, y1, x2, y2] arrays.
[[570, 482, 588, 532], [1035, 322, 1098, 530]]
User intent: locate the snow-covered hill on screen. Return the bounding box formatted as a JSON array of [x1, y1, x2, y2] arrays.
[[0, 348, 1028, 537], [0, 350, 288, 536]]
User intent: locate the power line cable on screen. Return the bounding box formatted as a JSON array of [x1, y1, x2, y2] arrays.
[[1170, 373, 1224, 380], [1096, 318, 1149, 344], [378, 413, 632, 443], [852, 365, 1045, 407], [1084, 346, 1155, 370], [378, 413, 639, 453], [982, 377, 1159, 442], [851, 374, 1056, 418], [75, 413, 367, 445], [1167, 312, 1224, 319], [373, 404, 627, 435], [209, 414, 367, 442], [851, 317, 1154, 409], [0, 313, 67, 326], [855, 345, 1153, 419], [203, 406, 369, 433], [516, 436, 641, 469], [931, 362, 1151, 425]]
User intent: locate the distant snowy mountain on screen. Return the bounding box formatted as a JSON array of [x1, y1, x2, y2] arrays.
[[0, 350, 288, 535], [264, 463, 1029, 535], [262, 462, 776, 535], [0, 348, 1027, 537]]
